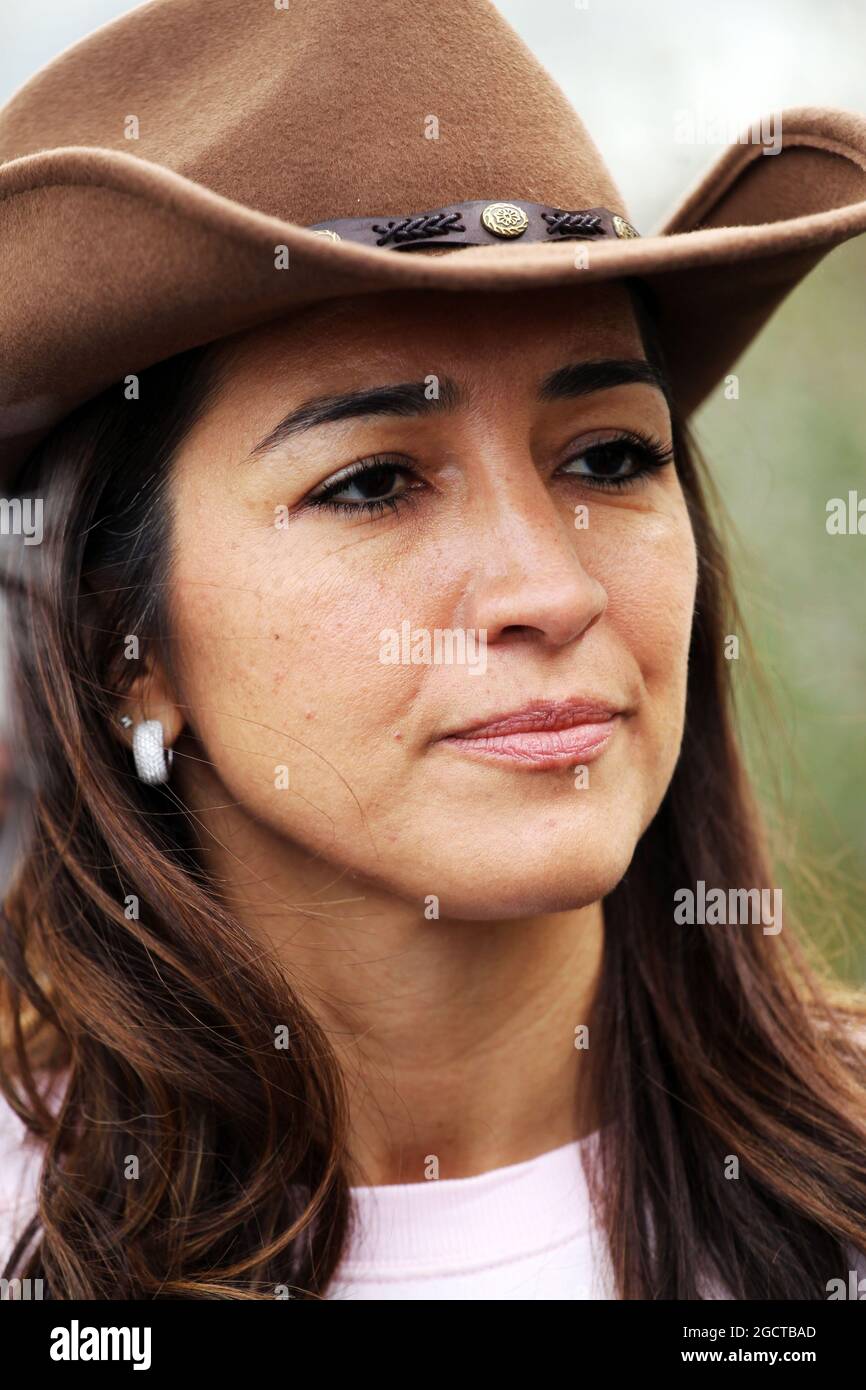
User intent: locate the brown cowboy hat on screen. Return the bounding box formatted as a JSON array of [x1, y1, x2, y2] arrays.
[[1, 0, 865, 474]]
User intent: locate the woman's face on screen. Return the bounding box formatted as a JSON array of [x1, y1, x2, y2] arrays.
[[162, 282, 698, 919]]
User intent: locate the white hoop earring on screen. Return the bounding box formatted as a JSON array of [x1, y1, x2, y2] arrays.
[[131, 719, 174, 785]]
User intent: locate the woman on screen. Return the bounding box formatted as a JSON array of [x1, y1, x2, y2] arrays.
[[1, 0, 866, 1301]]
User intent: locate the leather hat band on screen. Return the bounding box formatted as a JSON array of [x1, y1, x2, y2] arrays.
[[307, 200, 640, 250]]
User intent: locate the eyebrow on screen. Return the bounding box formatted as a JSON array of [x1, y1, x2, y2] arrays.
[[247, 357, 670, 459]]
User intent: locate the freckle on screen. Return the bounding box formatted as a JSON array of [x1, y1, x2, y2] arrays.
[[273, 633, 280, 640]]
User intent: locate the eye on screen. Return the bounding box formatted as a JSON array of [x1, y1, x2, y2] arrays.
[[301, 430, 673, 520], [559, 431, 673, 489], [304, 454, 420, 516]]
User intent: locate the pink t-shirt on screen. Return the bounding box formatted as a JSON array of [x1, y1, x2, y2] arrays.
[[330, 1135, 613, 1299]]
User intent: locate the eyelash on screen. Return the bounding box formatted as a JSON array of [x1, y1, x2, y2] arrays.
[[305, 430, 674, 518]]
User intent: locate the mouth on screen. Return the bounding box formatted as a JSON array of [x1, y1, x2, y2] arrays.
[[438, 699, 624, 770]]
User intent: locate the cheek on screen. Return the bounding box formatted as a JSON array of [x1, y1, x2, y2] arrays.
[[167, 507, 432, 805], [601, 485, 696, 626], [594, 500, 698, 746], [618, 530, 696, 671]]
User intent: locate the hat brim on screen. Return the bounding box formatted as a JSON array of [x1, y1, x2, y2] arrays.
[[1, 105, 865, 473]]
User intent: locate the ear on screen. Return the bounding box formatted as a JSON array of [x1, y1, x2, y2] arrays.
[[114, 655, 185, 754]]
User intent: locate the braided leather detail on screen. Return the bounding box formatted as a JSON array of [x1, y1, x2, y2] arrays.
[[541, 210, 604, 238], [371, 211, 467, 246]]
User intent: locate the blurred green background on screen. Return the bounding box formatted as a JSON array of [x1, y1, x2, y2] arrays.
[[694, 234, 866, 982]]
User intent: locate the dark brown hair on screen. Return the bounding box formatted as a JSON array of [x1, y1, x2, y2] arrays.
[[1, 283, 865, 1299]]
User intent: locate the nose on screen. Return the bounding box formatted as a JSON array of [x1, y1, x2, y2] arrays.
[[458, 461, 608, 648]]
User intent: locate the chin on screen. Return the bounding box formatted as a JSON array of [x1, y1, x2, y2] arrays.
[[419, 838, 639, 922]]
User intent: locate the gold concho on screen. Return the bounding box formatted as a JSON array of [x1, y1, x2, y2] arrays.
[[311, 228, 342, 242], [612, 215, 639, 240], [481, 202, 529, 238]]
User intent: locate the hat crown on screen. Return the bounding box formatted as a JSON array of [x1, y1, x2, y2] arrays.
[[0, 0, 626, 225]]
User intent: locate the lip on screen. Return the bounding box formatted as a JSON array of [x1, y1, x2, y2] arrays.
[[438, 698, 623, 769]]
